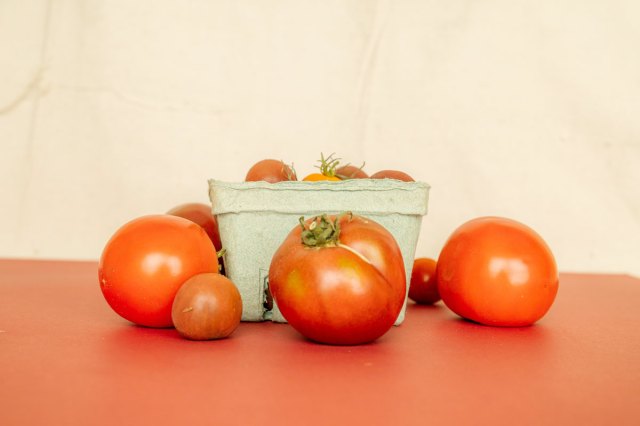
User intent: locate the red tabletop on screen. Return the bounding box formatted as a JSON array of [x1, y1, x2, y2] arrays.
[[1, 259, 639, 426]]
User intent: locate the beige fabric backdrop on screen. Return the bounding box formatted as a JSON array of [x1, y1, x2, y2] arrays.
[[1, 0, 639, 276]]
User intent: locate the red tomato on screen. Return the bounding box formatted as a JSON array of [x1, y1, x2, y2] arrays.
[[245, 159, 297, 182], [171, 273, 242, 340], [99, 215, 219, 328], [409, 258, 440, 305], [370, 170, 415, 182], [269, 214, 406, 345], [167, 203, 221, 252], [436, 217, 558, 327], [336, 164, 368, 179]]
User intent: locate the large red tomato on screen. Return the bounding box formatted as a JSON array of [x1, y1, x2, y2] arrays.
[[99, 215, 219, 328], [269, 214, 406, 345], [436, 217, 558, 327]]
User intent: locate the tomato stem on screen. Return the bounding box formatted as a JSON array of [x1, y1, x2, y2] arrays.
[[300, 214, 341, 247], [314, 153, 341, 178], [299, 213, 354, 248]]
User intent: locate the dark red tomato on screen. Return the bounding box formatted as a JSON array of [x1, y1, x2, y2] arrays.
[[437, 217, 559, 327], [409, 258, 440, 305], [245, 159, 297, 182], [172, 273, 242, 340], [167, 203, 221, 252], [370, 170, 415, 182], [99, 215, 219, 328], [269, 214, 406, 345], [336, 164, 368, 179]]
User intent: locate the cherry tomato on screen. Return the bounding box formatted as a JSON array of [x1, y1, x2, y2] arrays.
[[167, 203, 221, 252], [269, 214, 406, 345], [336, 164, 368, 179], [370, 170, 415, 182], [436, 217, 559, 327], [245, 159, 297, 182], [99, 215, 219, 328], [172, 273, 242, 340], [409, 258, 440, 304]]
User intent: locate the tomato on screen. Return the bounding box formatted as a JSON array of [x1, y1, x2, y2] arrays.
[[436, 217, 558, 327], [302, 173, 341, 182], [245, 159, 297, 182], [370, 170, 415, 182], [336, 164, 368, 179], [408, 258, 440, 304], [171, 273, 242, 340], [99, 215, 219, 328], [167, 203, 221, 252], [269, 214, 406, 345]]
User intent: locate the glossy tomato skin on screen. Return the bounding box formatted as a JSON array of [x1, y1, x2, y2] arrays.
[[167, 203, 221, 251], [245, 159, 297, 182], [409, 258, 440, 305], [437, 217, 558, 327], [99, 215, 219, 328], [269, 215, 406, 345], [171, 273, 242, 340], [370, 170, 415, 182]]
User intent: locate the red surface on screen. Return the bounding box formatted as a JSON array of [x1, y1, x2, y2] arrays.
[[1, 259, 639, 426]]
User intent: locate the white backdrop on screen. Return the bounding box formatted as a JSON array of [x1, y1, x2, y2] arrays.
[[1, 0, 639, 276]]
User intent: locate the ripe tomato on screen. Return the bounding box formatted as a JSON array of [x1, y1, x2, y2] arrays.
[[302, 173, 341, 182], [171, 273, 242, 340], [245, 159, 297, 182], [99, 215, 219, 328], [336, 164, 368, 179], [409, 258, 440, 304], [370, 170, 415, 182], [269, 214, 406, 345], [437, 217, 559, 327], [167, 203, 221, 252]]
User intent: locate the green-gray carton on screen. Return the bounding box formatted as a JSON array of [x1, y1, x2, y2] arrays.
[[208, 179, 430, 324]]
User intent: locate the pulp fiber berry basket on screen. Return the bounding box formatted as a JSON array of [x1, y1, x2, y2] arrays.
[[208, 179, 430, 324]]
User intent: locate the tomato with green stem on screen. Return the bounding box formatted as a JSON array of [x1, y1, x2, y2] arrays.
[[303, 153, 342, 181], [269, 213, 406, 345]]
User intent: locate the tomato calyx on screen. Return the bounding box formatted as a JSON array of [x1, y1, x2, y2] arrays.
[[299, 214, 342, 248]]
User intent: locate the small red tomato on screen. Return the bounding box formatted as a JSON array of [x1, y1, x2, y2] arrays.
[[437, 217, 559, 327], [336, 164, 368, 179], [167, 203, 221, 252], [409, 258, 440, 304], [370, 170, 415, 182], [99, 215, 219, 328], [172, 273, 243, 340], [245, 159, 297, 182]]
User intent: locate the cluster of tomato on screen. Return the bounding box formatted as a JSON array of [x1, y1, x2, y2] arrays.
[[98, 154, 559, 345]]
